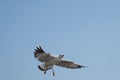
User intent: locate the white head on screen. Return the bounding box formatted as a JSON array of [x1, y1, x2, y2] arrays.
[[58, 54, 64, 59]]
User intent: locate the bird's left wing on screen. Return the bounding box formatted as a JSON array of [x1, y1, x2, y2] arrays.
[[34, 46, 53, 62], [55, 60, 85, 69]]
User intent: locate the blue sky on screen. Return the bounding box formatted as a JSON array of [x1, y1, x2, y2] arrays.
[[0, 0, 120, 80]]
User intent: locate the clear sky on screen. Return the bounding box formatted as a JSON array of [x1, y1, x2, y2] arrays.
[[0, 0, 120, 80]]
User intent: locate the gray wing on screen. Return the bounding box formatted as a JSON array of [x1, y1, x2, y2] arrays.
[[55, 60, 85, 69], [34, 46, 53, 62]]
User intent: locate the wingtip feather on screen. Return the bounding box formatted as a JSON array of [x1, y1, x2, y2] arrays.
[[77, 65, 86, 68]]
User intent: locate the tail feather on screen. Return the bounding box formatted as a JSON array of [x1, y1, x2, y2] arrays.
[[38, 65, 44, 71], [38, 65, 52, 71]]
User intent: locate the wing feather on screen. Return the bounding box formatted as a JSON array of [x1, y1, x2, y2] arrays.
[[56, 60, 85, 69], [34, 46, 53, 62]]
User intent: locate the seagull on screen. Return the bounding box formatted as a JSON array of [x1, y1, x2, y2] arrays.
[[34, 46, 85, 76]]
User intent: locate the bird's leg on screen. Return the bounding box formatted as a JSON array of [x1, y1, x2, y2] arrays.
[[44, 70, 46, 74], [44, 67, 47, 75], [52, 65, 55, 76]]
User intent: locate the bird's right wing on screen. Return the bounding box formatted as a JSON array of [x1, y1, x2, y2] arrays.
[[34, 46, 53, 62], [55, 60, 85, 69]]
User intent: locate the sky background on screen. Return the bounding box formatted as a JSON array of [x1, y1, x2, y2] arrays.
[[0, 0, 120, 80]]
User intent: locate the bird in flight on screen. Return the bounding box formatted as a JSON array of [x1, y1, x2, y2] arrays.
[[34, 46, 85, 76]]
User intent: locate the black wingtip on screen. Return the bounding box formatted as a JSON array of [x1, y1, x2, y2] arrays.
[[34, 46, 45, 55], [39, 46, 42, 49], [78, 65, 86, 68]]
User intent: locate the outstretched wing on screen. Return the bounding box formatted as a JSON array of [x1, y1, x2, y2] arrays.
[[34, 46, 53, 62], [56, 60, 85, 69]]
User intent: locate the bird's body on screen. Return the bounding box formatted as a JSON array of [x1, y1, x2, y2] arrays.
[[34, 46, 85, 76], [43, 56, 62, 68]]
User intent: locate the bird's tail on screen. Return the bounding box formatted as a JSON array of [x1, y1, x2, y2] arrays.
[[38, 65, 52, 71], [38, 65, 44, 71]]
